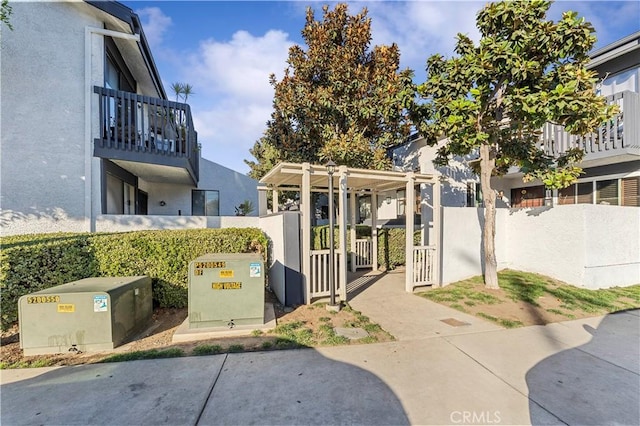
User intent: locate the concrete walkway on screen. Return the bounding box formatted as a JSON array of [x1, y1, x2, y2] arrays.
[[2, 272, 639, 425], [347, 267, 502, 340]]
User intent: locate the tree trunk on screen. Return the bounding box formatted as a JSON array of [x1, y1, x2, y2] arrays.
[[479, 144, 499, 289]]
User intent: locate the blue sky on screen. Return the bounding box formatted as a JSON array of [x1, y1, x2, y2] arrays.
[[122, 1, 640, 174]]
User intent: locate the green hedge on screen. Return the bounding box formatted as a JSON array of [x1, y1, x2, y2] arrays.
[[311, 225, 421, 270], [0, 228, 268, 330]]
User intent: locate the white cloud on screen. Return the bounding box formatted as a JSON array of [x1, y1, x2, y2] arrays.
[[365, 1, 483, 78], [188, 30, 293, 101], [181, 30, 295, 173], [136, 7, 173, 51]]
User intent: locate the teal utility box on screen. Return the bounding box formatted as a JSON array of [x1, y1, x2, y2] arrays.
[[19, 276, 152, 356], [188, 253, 265, 329]]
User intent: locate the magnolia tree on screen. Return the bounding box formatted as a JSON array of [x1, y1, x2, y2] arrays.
[[246, 3, 414, 177], [412, 0, 617, 289]]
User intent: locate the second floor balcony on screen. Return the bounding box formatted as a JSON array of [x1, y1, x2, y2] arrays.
[[541, 90, 640, 167], [93, 86, 199, 185]]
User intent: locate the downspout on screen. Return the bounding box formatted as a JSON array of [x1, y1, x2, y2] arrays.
[[84, 26, 139, 232]]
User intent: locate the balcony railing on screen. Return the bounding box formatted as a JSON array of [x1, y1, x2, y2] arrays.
[[541, 91, 639, 161], [93, 86, 199, 183]]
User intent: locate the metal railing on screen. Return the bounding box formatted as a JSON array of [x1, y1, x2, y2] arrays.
[[94, 86, 199, 181], [541, 91, 639, 158]]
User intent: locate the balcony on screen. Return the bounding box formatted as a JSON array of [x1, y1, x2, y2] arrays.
[[541, 91, 640, 168], [93, 86, 199, 185]]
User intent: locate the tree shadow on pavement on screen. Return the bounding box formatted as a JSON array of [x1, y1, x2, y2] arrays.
[[1, 347, 410, 425], [527, 310, 640, 425]]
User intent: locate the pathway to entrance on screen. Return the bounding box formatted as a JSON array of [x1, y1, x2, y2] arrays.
[[347, 267, 502, 340]]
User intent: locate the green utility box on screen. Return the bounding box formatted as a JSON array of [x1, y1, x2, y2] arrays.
[[188, 253, 265, 329], [19, 276, 152, 356]]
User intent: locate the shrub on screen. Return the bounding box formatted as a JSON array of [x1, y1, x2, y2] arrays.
[[0, 228, 268, 330], [311, 225, 420, 270], [0, 234, 97, 330]]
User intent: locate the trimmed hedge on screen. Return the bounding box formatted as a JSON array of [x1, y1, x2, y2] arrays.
[[311, 225, 421, 270], [0, 228, 268, 330]]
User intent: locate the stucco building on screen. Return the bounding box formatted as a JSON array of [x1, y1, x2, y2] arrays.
[[1, 0, 258, 236]]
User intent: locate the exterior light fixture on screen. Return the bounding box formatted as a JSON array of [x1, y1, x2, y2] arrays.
[[159, 200, 166, 206], [385, 196, 392, 204], [325, 159, 336, 175]]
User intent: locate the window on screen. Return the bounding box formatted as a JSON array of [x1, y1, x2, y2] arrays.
[[558, 182, 593, 205], [396, 189, 406, 216], [466, 182, 482, 207], [358, 195, 371, 223], [192, 190, 219, 216], [622, 177, 639, 207], [596, 179, 618, 205], [511, 186, 545, 208], [577, 182, 593, 204]]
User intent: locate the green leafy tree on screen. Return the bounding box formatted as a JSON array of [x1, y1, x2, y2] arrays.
[[1, 0, 12, 30], [412, 0, 617, 288], [247, 3, 414, 176]]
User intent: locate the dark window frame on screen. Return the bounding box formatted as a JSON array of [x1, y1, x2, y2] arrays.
[[192, 190, 220, 216]]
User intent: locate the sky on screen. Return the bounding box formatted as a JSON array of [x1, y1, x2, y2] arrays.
[[121, 0, 640, 175]]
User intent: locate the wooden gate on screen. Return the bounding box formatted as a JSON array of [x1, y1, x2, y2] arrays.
[[309, 250, 343, 298], [413, 245, 436, 286], [354, 238, 372, 269]]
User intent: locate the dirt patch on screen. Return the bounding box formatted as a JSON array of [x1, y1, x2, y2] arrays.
[[1, 291, 392, 368], [417, 272, 639, 328]]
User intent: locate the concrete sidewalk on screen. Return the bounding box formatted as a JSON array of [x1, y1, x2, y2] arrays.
[[2, 270, 639, 425], [347, 268, 502, 340]]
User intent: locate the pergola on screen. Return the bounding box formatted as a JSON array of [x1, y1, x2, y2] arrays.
[[260, 162, 440, 304]]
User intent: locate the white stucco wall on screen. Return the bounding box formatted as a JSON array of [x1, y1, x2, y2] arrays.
[[141, 180, 194, 216], [582, 205, 640, 288], [441, 205, 640, 289], [259, 214, 287, 302], [440, 207, 509, 284], [95, 214, 259, 233], [1, 2, 101, 236], [505, 206, 586, 286]]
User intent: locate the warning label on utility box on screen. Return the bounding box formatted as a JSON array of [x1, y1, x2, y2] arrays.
[[57, 304, 75, 313], [212, 282, 242, 290], [94, 295, 108, 312], [219, 270, 234, 278], [249, 263, 261, 278]]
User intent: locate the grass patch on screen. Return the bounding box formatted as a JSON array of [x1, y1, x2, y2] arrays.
[[0, 358, 56, 369], [274, 337, 300, 349], [227, 344, 245, 353], [449, 304, 467, 312], [273, 321, 314, 347], [477, 313, 523, 329], [192, 344, 222, 356], [417, 269, 640, 327], [261, 341, 273, 350], [250, 329, 264, 337], [101, 348, 184, 363]]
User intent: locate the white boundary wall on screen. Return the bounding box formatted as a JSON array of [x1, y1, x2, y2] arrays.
[[441, 205, 640, 289], [95, 215, 259, 233]]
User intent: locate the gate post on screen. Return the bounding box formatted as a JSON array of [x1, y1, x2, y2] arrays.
[[405, 173, 416, 293], [338, 166, 348, 301], [350, 190, 357, 273], [301, 163, 311, 304]]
